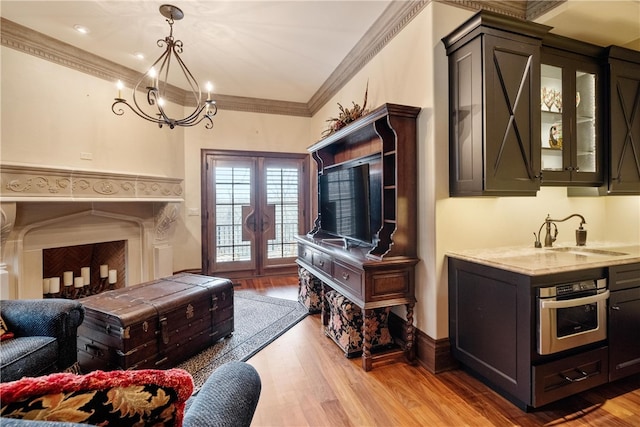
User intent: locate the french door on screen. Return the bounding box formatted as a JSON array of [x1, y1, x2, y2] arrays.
[[201, 150, 309, 278]]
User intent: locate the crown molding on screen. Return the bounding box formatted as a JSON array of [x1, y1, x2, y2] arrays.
[[0, 17, 311, 118], [1, 2, 564, 119], [308, 0, 430, 115]]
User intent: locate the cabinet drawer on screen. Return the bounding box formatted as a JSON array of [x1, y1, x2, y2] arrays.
[[333, 260, 363, 299], [532, 347, 608, 408], [313, 252, 332, 276], [298, 244, 313, 264]]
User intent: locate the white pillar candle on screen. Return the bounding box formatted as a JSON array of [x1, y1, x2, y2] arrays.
[[74, 277, 84, 288], [63, 271, 73, 286], [100, 264, 109, 278], [50, 277, 61, 294], [81, 267, 90, 285], [108, 269, 117, 284], [43, 278, 51, 294]]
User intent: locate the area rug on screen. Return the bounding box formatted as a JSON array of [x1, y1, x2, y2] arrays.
[[176, 290, 307, 390]]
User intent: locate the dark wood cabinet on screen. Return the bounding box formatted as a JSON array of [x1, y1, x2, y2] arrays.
[[605, 47, 640, 195], [608, 263, 640, 381], [444, 11, 640, 196], [540, 35, 604, 186], [297, 103, 420, 371], [448, 257, 613, 410], [442, 11, 551, 196]]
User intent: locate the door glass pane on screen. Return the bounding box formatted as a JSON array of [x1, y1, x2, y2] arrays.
[[575, 70, 596, 173], [541, 64, 564, 171], [266, 167, 299, 259], [215, 166, 251, 262]]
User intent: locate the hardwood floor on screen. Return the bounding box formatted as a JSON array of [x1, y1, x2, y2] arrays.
[[236, 276, 640, 426]]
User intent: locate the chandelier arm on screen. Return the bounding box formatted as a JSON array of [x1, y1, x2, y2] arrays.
[[112, 99, 164, 125], [172, 46, 203, 107]]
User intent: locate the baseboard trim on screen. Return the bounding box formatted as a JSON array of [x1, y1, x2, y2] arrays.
[[389, 312, 457, 373]]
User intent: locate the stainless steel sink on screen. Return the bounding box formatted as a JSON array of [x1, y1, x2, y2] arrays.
[[548, 247, 629, 256]]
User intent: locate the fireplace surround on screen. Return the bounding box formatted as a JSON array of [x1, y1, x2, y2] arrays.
[[0, 163, 184, 300]]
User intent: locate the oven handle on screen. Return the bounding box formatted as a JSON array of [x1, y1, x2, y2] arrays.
[[540, 290, 609, 309]]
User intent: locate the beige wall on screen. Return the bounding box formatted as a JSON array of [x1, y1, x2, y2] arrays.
[[1, 47, 184, 177]]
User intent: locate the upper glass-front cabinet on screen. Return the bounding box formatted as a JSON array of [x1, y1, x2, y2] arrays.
[[540, 50, 603, 186]]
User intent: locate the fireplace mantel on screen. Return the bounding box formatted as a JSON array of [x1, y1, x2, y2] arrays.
[[0, 163, 183, 202]]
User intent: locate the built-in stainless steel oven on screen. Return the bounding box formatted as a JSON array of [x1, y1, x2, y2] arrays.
[[537, 278, 609, 355]]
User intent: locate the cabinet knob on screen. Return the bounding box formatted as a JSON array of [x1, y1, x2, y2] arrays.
[[611, 305, 621, 311], [318, 260, 324, 267], [342, 272, 350, 280]]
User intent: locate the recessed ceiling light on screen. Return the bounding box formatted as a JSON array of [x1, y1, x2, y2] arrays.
[[73, 24, 90, 34]]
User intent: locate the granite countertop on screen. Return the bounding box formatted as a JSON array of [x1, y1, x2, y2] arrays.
[[446, 242, 640, 276]]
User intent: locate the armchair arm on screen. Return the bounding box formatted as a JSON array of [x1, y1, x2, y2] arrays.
[[1, 299, 84, 338], [183, 362, 261, 427], [1, 299, 85, 370]]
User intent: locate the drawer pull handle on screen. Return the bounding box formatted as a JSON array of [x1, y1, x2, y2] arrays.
[[342, 272, 350, 280], [318, 260, 324, 267], [561, 368, 589, 383]]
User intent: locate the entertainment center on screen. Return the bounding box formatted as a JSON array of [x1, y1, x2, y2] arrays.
[[296, 103, 420, 371]]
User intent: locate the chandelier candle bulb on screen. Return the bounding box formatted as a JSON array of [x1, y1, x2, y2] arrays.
[[81, 267, 90, 285], [43, 278, 50, 294], [206, 82, 213, 99], [63, 271, 73, 287], [116, 80, 123, 99], [100, 264, 109, 278], [49, 277, 60, 294], [74, 277, 84, 288], [108, 269, 117, 285]]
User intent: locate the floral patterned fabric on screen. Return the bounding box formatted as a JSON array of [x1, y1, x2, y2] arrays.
[[324, 290, 392, 357], [298, 267, 323, 313], [0, 368, 193, 427]]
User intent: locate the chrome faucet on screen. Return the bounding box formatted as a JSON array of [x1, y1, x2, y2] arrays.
[[534, 214, 587, 248]]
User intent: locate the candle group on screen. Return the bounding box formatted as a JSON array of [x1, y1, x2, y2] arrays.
[[44, 264, 117, 296]]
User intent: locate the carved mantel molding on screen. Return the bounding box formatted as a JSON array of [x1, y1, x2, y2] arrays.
[[0, 163, 184, 203]]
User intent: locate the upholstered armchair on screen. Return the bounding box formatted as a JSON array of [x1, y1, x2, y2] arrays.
[[1, 299, 85, 382]]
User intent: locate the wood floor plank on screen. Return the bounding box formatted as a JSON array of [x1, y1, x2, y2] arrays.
[[239, 276, 640, 426]]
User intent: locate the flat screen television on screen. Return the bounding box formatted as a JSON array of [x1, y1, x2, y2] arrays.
[[319, 159, 381, 245]]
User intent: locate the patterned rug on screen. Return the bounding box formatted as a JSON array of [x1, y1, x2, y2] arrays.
[[176, 290, 307, 390]]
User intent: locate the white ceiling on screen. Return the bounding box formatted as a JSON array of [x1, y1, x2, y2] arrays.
[[1, 1, 639, 104]]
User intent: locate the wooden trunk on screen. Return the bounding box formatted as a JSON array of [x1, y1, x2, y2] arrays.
[[77, 273, 234, 371]]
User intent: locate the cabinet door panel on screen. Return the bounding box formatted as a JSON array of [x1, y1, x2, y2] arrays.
[[484, 37, 541, 194], [608, 59, 640, 194], [609, 287, 640, 381]]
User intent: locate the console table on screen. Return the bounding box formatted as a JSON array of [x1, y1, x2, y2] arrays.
[[297, 103, 420, 371]]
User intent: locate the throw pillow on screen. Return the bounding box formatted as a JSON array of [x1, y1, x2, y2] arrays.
[[0, 314, 14, 341], [0, 368, 194, 427]]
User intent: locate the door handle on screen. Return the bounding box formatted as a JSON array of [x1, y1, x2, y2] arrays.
[[540, 290, 609, 310]]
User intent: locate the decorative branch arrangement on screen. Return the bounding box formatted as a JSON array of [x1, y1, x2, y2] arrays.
[[322, 82, 369, 137]]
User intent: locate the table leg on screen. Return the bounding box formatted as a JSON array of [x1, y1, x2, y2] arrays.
[[362, 308, 373, 371], [405, 302, 416, 362]]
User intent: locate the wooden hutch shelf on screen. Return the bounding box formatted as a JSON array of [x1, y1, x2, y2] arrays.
[[297, 103, 420, 371]]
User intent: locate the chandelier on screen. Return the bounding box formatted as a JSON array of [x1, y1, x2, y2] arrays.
[[112, 4, 217, 129]]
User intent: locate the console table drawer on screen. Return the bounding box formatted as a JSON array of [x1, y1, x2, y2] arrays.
[[334, 261, 363, 298], [313, 252, 333, 276], [298, 244, 313, 264]]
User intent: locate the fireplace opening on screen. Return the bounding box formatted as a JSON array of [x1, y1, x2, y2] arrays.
[[42, 240, 126, 299]]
